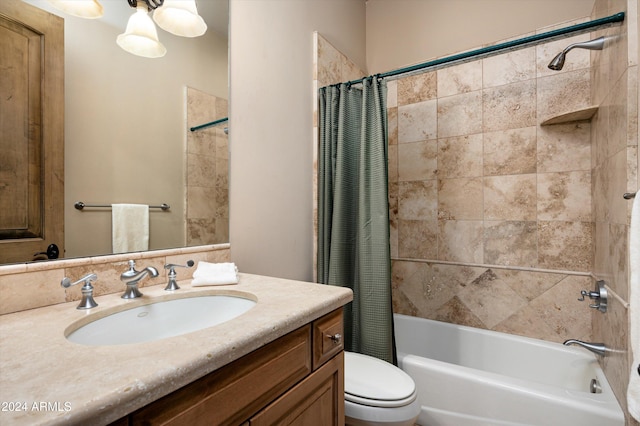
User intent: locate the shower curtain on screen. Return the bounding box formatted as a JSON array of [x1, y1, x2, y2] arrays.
[[317, 77, 395, 364]]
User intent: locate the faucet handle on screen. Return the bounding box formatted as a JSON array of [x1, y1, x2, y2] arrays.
[[61, 273, 99, 310], [163, 260, 194, 291], [578, 280, 607, 313]]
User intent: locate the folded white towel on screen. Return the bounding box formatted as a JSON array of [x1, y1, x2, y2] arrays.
[[628, 194, 640, 422], [112, 204, 149, 254], [191, 261, 239, 286]]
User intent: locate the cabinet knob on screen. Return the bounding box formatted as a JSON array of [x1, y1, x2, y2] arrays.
[[327, 333, 342, 344]]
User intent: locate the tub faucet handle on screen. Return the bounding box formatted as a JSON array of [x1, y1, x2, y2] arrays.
[[578, 280, 607, 313]]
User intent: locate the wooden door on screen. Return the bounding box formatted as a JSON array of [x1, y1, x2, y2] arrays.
[[0, 0, 64, 264]]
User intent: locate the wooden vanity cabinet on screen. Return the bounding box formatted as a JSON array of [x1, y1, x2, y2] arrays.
[[124, 308, 344, 426]]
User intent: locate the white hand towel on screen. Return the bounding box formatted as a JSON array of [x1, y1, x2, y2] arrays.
[[191, 261, 239, 286], [628, 194, 640, 422], [112, 204, 149, 254]]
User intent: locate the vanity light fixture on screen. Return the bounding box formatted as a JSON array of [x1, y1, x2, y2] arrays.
[[117, 3, 167, 58], [44, 0, 208, 58]]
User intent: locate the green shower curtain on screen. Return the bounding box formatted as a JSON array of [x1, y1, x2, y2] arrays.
[[317, 78, 395, 364]]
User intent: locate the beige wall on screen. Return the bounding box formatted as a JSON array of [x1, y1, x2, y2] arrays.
[[229, 0, 367, 280], [23, 0, 228, 258], [366, 0, 597, 73]]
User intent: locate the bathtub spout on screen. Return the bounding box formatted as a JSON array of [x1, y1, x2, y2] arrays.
[[563, 339, 608, 356]]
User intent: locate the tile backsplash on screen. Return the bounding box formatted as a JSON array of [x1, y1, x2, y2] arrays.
[[0, 244, 230, 315]]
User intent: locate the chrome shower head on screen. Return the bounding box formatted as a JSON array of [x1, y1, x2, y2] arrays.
[[547, 36, 605, 71]]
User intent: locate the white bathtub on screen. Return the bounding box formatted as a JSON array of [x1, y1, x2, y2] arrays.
[[394, 314, 624, 426]]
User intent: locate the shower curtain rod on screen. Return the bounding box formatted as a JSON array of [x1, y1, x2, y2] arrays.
[[340, 12, 625, 86], [190, 116, 228, 132]]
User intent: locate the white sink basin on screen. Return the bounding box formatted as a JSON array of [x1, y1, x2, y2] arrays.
[[66, 295, 256, 346]]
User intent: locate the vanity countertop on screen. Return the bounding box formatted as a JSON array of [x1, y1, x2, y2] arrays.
[[0, 273, 352, 425]]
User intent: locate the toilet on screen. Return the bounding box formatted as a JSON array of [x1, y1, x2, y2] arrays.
[[344, 351, 421, 426]]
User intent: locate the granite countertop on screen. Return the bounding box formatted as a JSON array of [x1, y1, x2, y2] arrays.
[[0, 273, 352, 425]]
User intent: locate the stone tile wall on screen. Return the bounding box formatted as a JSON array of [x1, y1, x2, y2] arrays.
[[387, 20, 598, 343], [590, 0, 638, 422], [186, 88, 229, 245], [0, 244, 231, 315]]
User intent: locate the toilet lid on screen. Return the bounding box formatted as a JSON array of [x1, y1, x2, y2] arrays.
[[344, 351, 417, 408]]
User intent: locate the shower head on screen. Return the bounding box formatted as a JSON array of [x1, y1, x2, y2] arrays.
[[547, 36, 605, 71]]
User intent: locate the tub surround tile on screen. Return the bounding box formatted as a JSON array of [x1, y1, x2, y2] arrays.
[[397, 140, 438, 181], [398, 100, 438, 143], [397, 72, 437, 105], [483, 127, 537, 176], [483, 221, 537, 267], [437, 91, 482, 138], [537, 123, 591, 173], [537, 69, 591, 125], [316, 35, 343, 87], [483, 174, 537, 221], [387, 80, 398, 108], [537, 171, 592, 221], [457, 269, 529, 328], [432, 296, 485, 329], [436, 61, 482, 97], [482, 80, 536, 132], [388, 143, 398, 183], [398, 180, 438, 220], [492, 268, 565, 302], [391, 260, 594, 344], [392, 262, 458, 315], [437, 134, 483, 178], [526, 275, 592, 339], [495, 303, 563, 341], [594, 291, 631, 415], [398, 220, 438, 259], [437, 178, 483, 220], [437, 220, 484, 264], [483, 46, 536, 88], [391, 24, 601, 344], [388, 106, 398, 146], [537, 221, 593, 272], [607, 222, 629, 300], [389, 182, 399, 258], [187, 89, 228, 247]]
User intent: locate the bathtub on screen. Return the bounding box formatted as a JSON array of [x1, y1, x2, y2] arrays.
[[393, 314, 624, 426]]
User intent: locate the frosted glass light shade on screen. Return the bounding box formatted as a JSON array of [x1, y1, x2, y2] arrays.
[[47, 0, 103, 18], [117, 5, 166, 58], [153, 0, 207, 37]]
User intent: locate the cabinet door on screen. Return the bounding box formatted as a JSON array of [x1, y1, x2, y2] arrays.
[[131, 326, 311, 426], [250, 351, 344, 426]]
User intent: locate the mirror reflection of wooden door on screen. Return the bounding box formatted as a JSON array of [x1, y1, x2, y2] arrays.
[[0, 0, 64, 264]]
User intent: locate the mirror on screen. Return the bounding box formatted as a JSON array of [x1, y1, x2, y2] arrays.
[[8, 0, 229, 264]]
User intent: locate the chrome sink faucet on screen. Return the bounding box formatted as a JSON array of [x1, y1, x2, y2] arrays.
[[120, 260, 159, 299]]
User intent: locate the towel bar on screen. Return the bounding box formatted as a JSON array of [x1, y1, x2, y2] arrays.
[[623, 192, 636, 199], [74, 202, 170, 211]]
